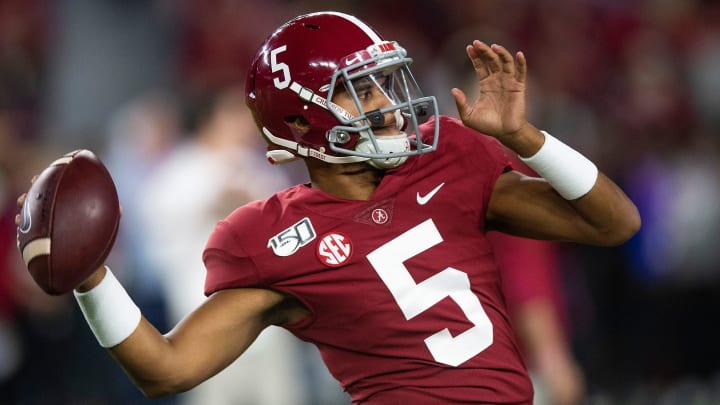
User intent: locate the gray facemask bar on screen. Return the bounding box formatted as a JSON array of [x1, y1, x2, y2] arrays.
[[325, 50, 440, 159]]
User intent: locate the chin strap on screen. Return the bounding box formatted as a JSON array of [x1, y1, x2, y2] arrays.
[[262, 127, 368, 165]]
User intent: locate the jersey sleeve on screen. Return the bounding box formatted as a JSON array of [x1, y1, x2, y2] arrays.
[[202, 209, 263, 296], [467, 128, 514, 209], [433, 116, 513, 210]]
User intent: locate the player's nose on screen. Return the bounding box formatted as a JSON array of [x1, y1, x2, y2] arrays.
[[368, 109, 405, 132]]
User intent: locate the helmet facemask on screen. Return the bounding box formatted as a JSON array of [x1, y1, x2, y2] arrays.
[[325, 41, 439, 169]]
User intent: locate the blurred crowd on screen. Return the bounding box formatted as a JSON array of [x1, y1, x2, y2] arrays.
[[1, 0, 719, 404]]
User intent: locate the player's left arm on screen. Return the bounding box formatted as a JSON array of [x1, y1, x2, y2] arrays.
[[451, 40, 640, 246], [486, 167, 640, 246]]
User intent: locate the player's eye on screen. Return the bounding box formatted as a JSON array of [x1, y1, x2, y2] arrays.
[[356, 87, 373, 101], [352, 76, 379, 98]]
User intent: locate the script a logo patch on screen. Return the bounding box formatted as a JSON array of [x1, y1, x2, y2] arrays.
[[317, 232, 353, 267], [268, 217, 316, 257]]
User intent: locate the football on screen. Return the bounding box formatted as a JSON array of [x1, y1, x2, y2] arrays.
[[16, 149, 120, 295]]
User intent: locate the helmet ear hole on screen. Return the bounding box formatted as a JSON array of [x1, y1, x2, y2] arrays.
[[284, 115, 311, 135]]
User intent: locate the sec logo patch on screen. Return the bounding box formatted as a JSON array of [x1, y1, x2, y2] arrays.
[[317, 232, 353, 267]]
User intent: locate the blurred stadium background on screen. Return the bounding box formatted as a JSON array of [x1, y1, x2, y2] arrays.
[[1, 0, 719, 404]]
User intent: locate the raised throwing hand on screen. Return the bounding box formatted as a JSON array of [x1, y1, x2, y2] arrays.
[[451, 41, 530, 147]]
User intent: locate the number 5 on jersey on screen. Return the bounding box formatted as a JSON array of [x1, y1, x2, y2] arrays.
[[367, 219, 493, 366]]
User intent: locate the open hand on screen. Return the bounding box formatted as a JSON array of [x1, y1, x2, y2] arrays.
[[451, 41, 529, 144]]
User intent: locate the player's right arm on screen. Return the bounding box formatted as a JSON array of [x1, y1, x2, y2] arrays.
[[76, 266, 307, 398], [15, 190, 308, 398]]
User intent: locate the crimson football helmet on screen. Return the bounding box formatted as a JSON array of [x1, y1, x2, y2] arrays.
[[245, 11, 439, 169]]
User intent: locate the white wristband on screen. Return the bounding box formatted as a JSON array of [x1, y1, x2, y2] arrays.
[[74, 267, 141, 348], [520, 131, 598, 200]]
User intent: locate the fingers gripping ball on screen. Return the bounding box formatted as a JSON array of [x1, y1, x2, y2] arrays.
[[16, 150, 120, 295]]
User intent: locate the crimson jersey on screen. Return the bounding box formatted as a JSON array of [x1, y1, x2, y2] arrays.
[[203, 116, 533, 404]]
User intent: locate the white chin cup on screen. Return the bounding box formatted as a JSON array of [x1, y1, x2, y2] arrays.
[[355, 133, 410, 169], [393, 109, 406, 131]]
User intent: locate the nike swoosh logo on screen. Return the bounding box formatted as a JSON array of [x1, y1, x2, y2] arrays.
[[345, 54, 363, 66], [416, 182, 445, 205]]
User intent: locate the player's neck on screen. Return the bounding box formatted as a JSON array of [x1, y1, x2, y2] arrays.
[[306, 160, 384, 201]]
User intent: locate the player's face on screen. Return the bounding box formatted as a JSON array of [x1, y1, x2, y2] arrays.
[[331, 74, 401, 135]]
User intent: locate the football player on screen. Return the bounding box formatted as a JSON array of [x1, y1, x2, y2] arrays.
[[19, 11, 639, 404]]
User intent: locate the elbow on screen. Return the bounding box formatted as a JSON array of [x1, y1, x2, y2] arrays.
[[140, 385, 191, 399], [141, 387, 176, 399], [596, 210, 642, 247], [141, 388, 168, 399], [628, 211, 642, 238], [136, 377, 196, 399]]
